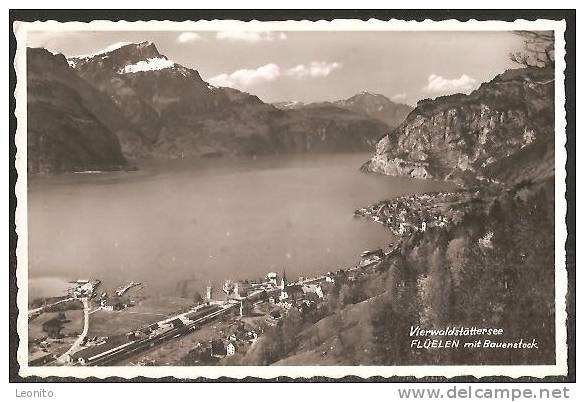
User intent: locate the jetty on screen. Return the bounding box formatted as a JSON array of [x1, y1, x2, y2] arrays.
[[115, 281, 141, 297]]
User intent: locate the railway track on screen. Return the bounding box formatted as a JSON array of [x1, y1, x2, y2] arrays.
[[82, 303, 236, 366]]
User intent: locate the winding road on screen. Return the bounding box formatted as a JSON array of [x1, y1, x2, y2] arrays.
[[56, 297, 89, 363]]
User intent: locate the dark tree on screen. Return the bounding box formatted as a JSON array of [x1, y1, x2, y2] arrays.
[[42, 317, 64, 338], [369, 296, 412, 365], [509, 31, 554, 68], [280, 308, 303, 355], [192, 291, 203, 305]]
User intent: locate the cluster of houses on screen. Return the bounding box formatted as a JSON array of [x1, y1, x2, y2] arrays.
[[354, 192, 463, 236], [221, 270, 329, 308], [186, 323, 260, 363], [29, 331, 72, 367], [42, 243, 394, 367], [186, 253, 392, 364], [67, 279, 101, 298], [99, 296, 130, 311], [96, 281, 143, 311], [29, 347, 57, 367], [264, 271, 330, 314]]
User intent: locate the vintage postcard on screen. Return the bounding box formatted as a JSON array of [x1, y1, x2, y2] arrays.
[[12, 15, 571, 380]]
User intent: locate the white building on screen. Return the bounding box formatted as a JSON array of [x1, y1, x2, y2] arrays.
[[233, 282, 249, 298], [265, 272, 278, 285], [226, 343, 236, 356], [302, 284, 324, 299]]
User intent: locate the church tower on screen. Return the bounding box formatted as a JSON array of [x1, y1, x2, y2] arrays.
[[206, 282, 213, 302], [279, 268, 290, 301], [280, 268, 288, 290]]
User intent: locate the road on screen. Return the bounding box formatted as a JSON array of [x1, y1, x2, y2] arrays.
[[28, 297, 75, 318], [56, 297, 89, 363]]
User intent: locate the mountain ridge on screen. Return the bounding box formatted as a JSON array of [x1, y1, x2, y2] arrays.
[[65, 42, 390, 162], [273, 91, 413, 128], [361, 66, 555, 186], [27, 47, 132, 174]]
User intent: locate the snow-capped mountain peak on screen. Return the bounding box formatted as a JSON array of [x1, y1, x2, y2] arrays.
[[119, 57, 176, 74], [69, 41, 156, 60], [67, 41, 162, 70], [70, 41, 134, 59]]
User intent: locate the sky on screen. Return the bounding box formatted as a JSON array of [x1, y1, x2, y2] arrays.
[[27, 30, 525, 105]]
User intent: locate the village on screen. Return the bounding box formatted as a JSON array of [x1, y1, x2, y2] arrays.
[[28, 188, 493, 367], [28, 189, 485, 367], [353, 190, 484, 236], [27, 244, 393, 367]]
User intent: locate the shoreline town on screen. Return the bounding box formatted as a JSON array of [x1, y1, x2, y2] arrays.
[[28, 190, 471, 367], [29, 248, 393, 367]]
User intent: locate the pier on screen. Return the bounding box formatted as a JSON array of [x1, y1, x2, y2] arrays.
[[115, 281, 141, 297]]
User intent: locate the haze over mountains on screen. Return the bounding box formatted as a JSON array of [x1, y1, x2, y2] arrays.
[[27, 41, 393, 174], [273, 91, 413, 128]]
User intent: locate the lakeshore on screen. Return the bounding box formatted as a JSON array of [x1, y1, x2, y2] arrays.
[[26, 156, 464, 366], [27, 154, 454, 295], [27, 161, 512, 367], [354, 187, 499, 236], [28, 243, 393, 366]]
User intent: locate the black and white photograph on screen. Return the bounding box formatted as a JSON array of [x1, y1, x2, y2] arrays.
[[10, 13, 574, 382]]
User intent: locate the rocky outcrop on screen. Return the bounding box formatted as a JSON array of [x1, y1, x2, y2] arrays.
[[67, 42, 389, 160], [362, 67, 555, 185], [27, 48, 131, 174], [363, 135, 431, 179]]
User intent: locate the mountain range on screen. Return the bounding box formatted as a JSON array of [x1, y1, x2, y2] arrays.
[[27, 41, 394, 174], [25, 39, 558, 367], [26, 41, 554, 186], [273, 91, 413, 128]]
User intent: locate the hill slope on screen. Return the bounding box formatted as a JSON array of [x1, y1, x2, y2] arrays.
[[27, 48, 131, 174], [247, 178, 556, 367], [237, 67, 557, 367]]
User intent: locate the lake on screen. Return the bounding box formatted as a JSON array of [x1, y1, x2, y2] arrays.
[[28, 153, 455, 299]]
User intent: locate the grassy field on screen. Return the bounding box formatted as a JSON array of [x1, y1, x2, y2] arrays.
[[29, 309, 84, 340], [29, 308, 85, 363], [88, 296, 194, 337]]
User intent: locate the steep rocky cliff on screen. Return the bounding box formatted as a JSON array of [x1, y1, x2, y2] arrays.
[[362, 67, 554, 185], [68, 42, 388, 160], [27, 48, 131, 174]]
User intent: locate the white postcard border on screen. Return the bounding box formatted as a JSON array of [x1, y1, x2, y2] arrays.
[[13, 17, 569, 379]]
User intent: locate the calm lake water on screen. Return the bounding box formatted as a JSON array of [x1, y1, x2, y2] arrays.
[[28, 154, 455, 299]]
